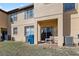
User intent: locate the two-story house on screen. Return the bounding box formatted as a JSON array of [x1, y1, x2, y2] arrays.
[[0, 3, 79, 47]]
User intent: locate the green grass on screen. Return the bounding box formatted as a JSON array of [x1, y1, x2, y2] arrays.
[[0, 41, 79, 56]]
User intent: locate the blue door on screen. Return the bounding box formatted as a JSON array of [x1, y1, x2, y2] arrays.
[[25, 26, 34, 44]]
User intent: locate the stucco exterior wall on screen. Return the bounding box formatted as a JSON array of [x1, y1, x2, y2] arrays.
[[34, 3, 63, 18], [71, 14, 79, 37], [0, 11, 8, 28], [63, 10, 77, 36], [70, 4, 79, 45], [71, 14, 79, 44], [11, 11, 35, 42]]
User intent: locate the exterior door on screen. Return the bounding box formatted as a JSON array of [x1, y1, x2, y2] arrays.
[[25, 26, 34, 44], [1, 28, 8, 41]]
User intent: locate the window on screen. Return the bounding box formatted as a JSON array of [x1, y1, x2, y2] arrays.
[[24, 26, 34, 35], [64, 3, 75, 11], [13, 27, 17, 34], [24, 9, 33, 19], [10, 13, 17, 23]]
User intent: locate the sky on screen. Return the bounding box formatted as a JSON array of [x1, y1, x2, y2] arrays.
[[0, 3, 31, 11]]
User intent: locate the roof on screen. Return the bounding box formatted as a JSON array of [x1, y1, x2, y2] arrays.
[[8, 4, 34, 14], [0, 9, 8, 14], [0, 4, 34, 14]]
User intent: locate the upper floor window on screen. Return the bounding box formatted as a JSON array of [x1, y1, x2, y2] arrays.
[[24, 9, 33, 19], [13, 27, 17, 35], [10, 13, 17, 23], [64, 3, 75, 11]]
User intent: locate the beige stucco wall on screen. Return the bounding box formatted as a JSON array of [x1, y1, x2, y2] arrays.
[[71, 14, 79, 44], [11, 10, 35, 42], [63, 10, 77, 36], [71, 14, 79, 37], [0, 11, 8, 28], [70, 4, 79, 44], [34, 3, 63, 18]]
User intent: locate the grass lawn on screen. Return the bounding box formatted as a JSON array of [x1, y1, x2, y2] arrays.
[[0, 41, 79, 56]]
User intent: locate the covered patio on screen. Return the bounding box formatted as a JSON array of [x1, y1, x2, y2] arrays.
[[37, 19, 58, 46], [34, 15, 64, 47]]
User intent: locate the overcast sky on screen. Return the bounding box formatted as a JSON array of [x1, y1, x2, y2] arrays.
[[0, 3, 31, 11]]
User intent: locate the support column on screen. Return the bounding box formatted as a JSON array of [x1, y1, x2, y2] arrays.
[[34, 21, 38, 45], [38, 24, 41, 42], [58, 16, 64, 47]]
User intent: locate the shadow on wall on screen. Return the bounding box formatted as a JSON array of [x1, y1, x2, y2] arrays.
[[63, 8, 78, 36]]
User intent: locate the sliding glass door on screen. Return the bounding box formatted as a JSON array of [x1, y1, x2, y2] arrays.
[[41, 27, 53, 41], [25, 26, 34, 44]]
